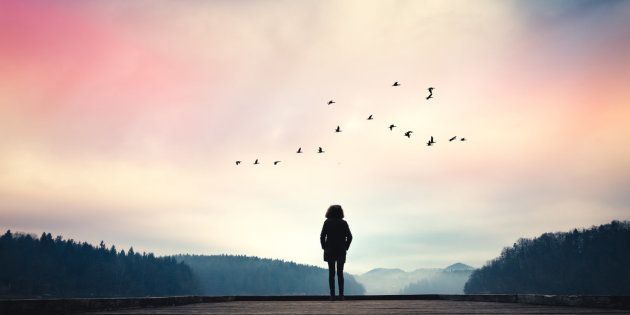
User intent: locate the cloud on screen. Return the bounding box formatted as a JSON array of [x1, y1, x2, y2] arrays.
[[516, 0, 628, 22], [1, 0, 629, 273]]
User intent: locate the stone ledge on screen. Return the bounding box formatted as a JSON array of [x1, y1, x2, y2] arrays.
[[1, 294, 628, 314], [515, 294, 630, 310]]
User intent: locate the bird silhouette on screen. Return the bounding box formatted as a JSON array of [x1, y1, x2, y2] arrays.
[[328, 100, 335, 105], [389, 124, 396, 130], [254, 159, 260, 165], [449, 136, 457, 142], [392, 81, 400, 86], [404, 131, 413, 138], [460, 138, 467, 141], [235, 161, 241, 165], [318, 147, 324, 153], [427, 136, 436, 146], [274, 161, 281, 165], [335, 126, 341, 133], [367, 115, 373, 120], [297, 147, 302, 153], [426, 87, 434, 100]]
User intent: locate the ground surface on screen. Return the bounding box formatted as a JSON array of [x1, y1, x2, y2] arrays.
[[88, 300, 629, 314]]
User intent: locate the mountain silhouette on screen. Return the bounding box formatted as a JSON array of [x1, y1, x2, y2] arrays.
[[444, 263, 475, 272], [356, 263, 474, 295]]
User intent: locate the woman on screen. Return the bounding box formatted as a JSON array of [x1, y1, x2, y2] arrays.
[[320, 205, 353, 301]]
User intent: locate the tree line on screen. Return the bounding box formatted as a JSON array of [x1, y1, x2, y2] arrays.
[[0, 231, 365, 298], [464, 220, 630, 294], [0, 230, 198, 298]]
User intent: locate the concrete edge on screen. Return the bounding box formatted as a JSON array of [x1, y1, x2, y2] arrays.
[[515, 294, 630, 310], [1, 294, 628, 314]]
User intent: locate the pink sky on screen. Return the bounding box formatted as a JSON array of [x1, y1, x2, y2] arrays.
[[1, 0, 629, 273]]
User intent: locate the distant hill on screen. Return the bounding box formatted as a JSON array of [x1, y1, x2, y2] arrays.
[[444, 263, 474, 272], [402, 263, 475, 294], [356, 267, 435, 294], [362, 268, 406, 276], [177, 254, 365, 296], [356, 263, 474, 295], [464, 220, 630, 295]]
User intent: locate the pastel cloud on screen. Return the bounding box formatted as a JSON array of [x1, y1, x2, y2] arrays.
[[1, 0, 629, 273]]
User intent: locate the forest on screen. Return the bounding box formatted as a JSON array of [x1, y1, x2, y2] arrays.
[[0, 230, 198, 298], [464, 220, 630, 295], [0, 231, 364, 298], [177, 254, 365, 295], [5, 219, 628, 298]]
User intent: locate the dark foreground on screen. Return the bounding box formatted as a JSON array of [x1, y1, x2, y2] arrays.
[[2, 295, 629, 315], [89, 300, 628, 315]]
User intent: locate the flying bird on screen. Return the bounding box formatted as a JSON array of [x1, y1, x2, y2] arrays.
[[235, 161, 241, 165], [460, 138, 467, 141], [367, 115, 373, 120], [427, 136, 436, 146], [426, 87, 434, 100], [335, 126, 341, 133], [318, 147, 324, 153], [297, 147, 302, 153], [392, 81, 400, 86], [274, 161, 281, 165], [449, 136, 457, 142], [328, 100, 335, 105], [389, 124, 396, 130], [404, 131, 413, 138], [254, 159, 260, 165]]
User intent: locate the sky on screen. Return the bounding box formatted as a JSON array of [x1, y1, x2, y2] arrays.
[[1, 0, 629, 274]]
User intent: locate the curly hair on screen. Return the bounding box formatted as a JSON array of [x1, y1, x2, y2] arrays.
[[325, 204, 344, 219]]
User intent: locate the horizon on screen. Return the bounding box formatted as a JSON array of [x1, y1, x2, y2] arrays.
[[5, 226, 474, 272], [2, 219, 625, 274], [1, 0, 630, 275]]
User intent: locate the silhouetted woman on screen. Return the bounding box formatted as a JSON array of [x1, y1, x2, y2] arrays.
[[320, 205, 353, 301]]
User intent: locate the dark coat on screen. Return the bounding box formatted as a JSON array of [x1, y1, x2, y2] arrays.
[[320, 218, 352, 262]]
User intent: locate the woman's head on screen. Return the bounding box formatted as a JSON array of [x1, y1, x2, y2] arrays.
[[326, 205, 344, 219]]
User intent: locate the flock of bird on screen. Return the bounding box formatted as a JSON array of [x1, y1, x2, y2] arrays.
[[235, 82, 466, 166]]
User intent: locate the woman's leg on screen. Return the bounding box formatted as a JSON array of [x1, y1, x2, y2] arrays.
[[327, 261, 336, 297], [337, 260, 345, 297]]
